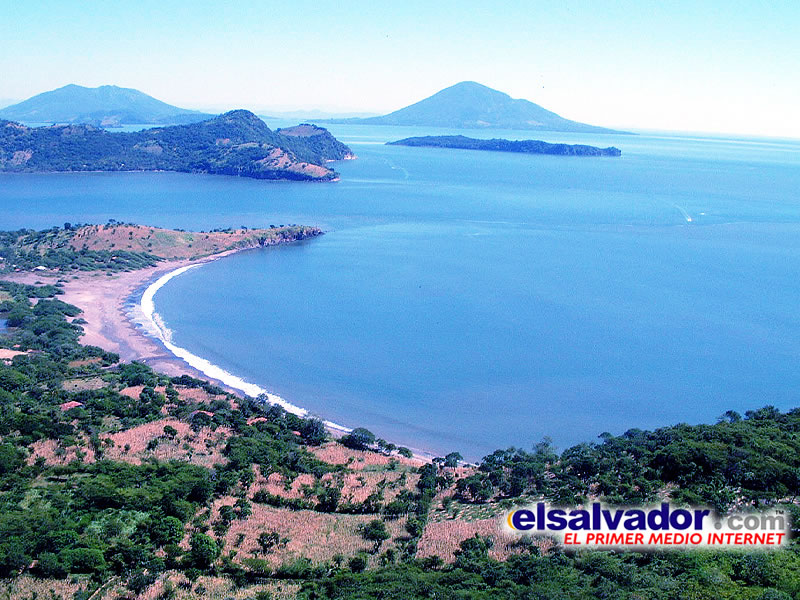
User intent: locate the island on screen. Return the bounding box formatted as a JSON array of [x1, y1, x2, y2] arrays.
[[388, 134, 622, 156], [0, 110, 353, 181]]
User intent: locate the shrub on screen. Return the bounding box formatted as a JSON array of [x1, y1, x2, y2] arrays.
[[341, 428, 375, 450]]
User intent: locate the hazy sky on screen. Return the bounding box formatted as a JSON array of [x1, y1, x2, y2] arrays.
[[2, 0, 799, 137]]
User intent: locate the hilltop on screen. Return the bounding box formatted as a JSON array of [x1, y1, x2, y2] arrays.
[[277, 123, 356, 162], [0, 110, 353, 181], [0, 84, 214, 127], [389, 135, 622, 156], [325, 81, 628, 134]]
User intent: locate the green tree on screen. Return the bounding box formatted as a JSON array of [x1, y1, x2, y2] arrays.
[[341, 427, 376, 450], [188, 532, 220, 570], [361, 519, 389, 552]]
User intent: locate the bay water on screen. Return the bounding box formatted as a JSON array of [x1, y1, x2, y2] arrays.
[[2, 124, 800, 458]]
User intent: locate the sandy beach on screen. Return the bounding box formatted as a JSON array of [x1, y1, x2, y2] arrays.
[[3, 250, 242, 379], [3, 250, 437, 461]]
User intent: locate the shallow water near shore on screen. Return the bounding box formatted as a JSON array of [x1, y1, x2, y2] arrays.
[[3, 124, 800, 459]]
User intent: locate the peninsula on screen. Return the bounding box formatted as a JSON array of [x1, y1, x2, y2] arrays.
[[0, 222, 323, 372], [389, 134, 622, 156], [0, 110, 353, 181]]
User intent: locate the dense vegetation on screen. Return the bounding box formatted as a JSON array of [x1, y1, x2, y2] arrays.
[[1, 276, 798, 598], [389, 135, 622, 157], [473, 410, 800, 512], [0, 110, 353, 181], [300, 546, 800, 600]]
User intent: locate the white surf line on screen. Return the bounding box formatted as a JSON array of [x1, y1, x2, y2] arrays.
[[139, 263, 352, 433]]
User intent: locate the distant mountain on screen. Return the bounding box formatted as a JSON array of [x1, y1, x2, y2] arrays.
[[0, 84, 215, 127], [389, 135, 621, 156], [325, 81, 627, 134], [0, 110, 353, 181]]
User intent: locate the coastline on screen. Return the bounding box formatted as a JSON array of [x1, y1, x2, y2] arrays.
[[2, 249, 436, 461], [135, 257, 349, 430]]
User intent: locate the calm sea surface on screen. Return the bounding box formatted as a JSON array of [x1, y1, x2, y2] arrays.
[[2, 124, 800, 458]]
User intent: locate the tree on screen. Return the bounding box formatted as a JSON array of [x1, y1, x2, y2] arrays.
[[35, 552, 67, 578], [444, 452, 463, 468], [361, 519, 390, 552], [257, 531, 289, 554], [188, 532, 220, 570], [61, 547, 107, 574], [128, 569, 157, 595], [453, 534, 493, 572], [455, 473, 494, 503], [376, 439, 396, 454], [301, 418, 327, 445], [316, 485, 341, 513], [341, 427, 376, 450]]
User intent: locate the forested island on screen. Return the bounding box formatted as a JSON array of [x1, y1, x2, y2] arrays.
[[0, 111, 353, 181], [0, 224, 798, 598], [389, 135, 622, 156]]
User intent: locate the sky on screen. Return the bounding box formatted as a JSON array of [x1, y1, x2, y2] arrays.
[[1, 0, 799, 137]]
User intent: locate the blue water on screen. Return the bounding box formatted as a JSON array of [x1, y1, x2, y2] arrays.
[[2, 125, 800, 458]]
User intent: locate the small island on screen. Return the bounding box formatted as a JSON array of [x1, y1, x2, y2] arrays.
[[388, 134, 622, 157]]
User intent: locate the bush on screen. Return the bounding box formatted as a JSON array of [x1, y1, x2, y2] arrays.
[[348, 554, 368, 573], [188, 532, 219, 570], [35, 552, 67, 578], [341, 427, 375, 450], [60, 547, 107, 573]]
